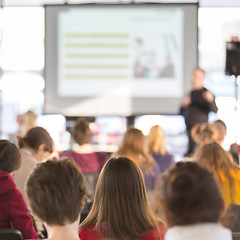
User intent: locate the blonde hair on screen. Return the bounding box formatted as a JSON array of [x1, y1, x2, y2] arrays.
[[116, 127, 155, 173], [20, 110, 37, 137], [210, 122, 226, 144], [79, 157, 161, 239], [148, 125, 167, 155], [194, 142, 240, 203]]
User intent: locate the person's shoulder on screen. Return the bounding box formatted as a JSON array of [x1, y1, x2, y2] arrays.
[[79, 224, 100, 240], [140, 222, 165, 240], [60, 150, 74, 157]]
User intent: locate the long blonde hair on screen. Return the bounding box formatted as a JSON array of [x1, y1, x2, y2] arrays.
[[79, 157, 161, 240], [194, 142, 240, 203], [148, 125, 167, 155], [116, 127, 155, 173], [20, 110, 37, 137]]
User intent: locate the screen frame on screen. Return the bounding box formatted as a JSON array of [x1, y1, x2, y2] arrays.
[[44, 2, 199, 117]]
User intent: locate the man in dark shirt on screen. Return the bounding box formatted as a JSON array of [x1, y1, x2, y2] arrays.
[[181, 67, 218, 156]]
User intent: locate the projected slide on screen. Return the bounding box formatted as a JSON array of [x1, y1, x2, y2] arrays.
[[58, 7, 183, 98]]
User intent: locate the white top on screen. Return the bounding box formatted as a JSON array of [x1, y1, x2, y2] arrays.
[[165, 223, 232, 240]]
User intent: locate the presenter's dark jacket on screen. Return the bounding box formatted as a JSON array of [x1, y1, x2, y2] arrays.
[[181, 87, 218, 130], [0, 171, 39, 239]]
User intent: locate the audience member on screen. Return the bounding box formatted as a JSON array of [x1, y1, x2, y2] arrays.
[[148, 125, 174, 173], [79, 157, 165, 240], [61, 118, 107, 198], [194, 142, 240, 206], [115, 127, 160, 200], [221, 203, 240, 232], [0, 140, 38, 239], [157, 161, 231, 240], [26, 158, 86, 240], [18, 110, 37, 137], [191, 122, 214, 152], [213, 119, 239, 165], [14, 126, 54, 236]]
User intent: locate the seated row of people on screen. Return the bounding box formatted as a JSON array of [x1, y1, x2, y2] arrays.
[[62, 119, 174, 201], [2, 116, 239, 239], [26, 156, 231, 240]]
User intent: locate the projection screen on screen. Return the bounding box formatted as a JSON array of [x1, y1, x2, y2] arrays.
[[45, 3, 198, 116]]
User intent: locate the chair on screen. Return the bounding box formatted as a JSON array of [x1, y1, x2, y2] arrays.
[[0, 229, 23, 240], [232, 232, 240, 240]]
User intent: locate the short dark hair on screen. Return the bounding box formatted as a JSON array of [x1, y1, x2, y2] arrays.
[[158, 161, 223, 225], [72, 119, 91, 145], [0, 140, 21, 173], [26, 158, 86, 225], [18, 127, 53, 153]]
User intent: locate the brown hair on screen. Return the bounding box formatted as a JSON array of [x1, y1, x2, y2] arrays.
[[191, 123, 214, 146], [0, 140, 21, 173], [80, 157, 160, 239], [148, 125, 167, 155], [116, 127, 155, 173], [158, 161, 223, 225], [72, 119, 92, 145], [26, 158, 86, 225], [17, 127, 53, 153], [193, 142, 240, 203]]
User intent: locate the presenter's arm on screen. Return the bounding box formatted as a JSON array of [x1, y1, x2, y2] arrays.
[[203, 91, 218, 113]]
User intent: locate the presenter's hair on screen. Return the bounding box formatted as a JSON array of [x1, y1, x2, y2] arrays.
[[17, 127, 53, 153], [158, 161, 223, 225], [194, 67, 205, 75], [80, 157, 160, 240], [26, 158, 86, 225], [0, 140, 21, 173], [72, 119, 91, 145]]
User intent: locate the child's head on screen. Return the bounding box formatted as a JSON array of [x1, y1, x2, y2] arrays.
[[26, 158, 86, 226], [72, 119, 92, 145], [158, 161, 223, 226], [0, 140, 21, 173]]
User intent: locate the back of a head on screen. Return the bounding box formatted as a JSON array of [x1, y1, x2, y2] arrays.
[[194, 142, 233, 172], [17, 127, 53, 153], [20, 110, 37, 136], [210, 122, 226, 144], [118, 127, 147, 157], [80, 157, 157, 239], [214, 119, 227, 132], [72, 119, 91, 145], [26, 158, 86, 226], [191, 123, 214, 146], [159, 161, 223, 226], [148, 125, 166, 155], [0, 140, 21, 173]]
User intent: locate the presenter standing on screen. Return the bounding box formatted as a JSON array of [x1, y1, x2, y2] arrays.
[[180, 67, 218, 156]]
